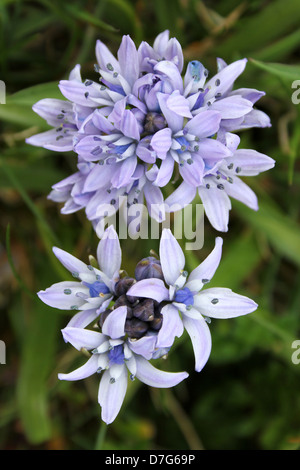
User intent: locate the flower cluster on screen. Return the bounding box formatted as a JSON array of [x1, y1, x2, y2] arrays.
[[38, 226, 257, 423], [27, 31, 274, 232], [33, 31, 274, 425]]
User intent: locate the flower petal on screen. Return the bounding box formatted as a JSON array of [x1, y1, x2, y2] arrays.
[[198, 183, 231, 232], [186, 237, 223, 291], [127, 278, 169, 303], [52, 247, 91, 276], [184, 110, 221, 138], [159, 228, 185, 286], [193, 287, 258, 318], [97, 225, 121, 279], [151, 128, 172, 159], [134, 355, 188, 388], [156, 303, 184, 349], [58, 354, 99, 381], [182, 314, 212, 372], [101, 305, 127, 339], [98, 367, 128, 424], [61, 326, 106, 350], [37, 281, 88, 310]]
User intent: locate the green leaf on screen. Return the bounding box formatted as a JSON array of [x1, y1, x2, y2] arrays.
[[249, 58, 300, 82], [234, 199, 300, 267]]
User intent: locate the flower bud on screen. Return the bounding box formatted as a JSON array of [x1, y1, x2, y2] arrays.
[[135, 256, 164, 281]]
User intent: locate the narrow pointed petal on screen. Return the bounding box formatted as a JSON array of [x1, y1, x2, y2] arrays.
[[127, 278, 169, 303], [52, 247, 91, 275], [157, 92, 184, 133], [96, 39, 120, 73], [97, 225, 121, 279], [156, 303, 184, 349], [224, 149, 275, 176], [37, 282, 87, 310], [182, 315, 212, 372], [110, 156, 137, 189], [184, 110, 221, 138], [117, 35, 139, 87], [153, 155, 175, 187], [159, 229, 185, 286], [65, 308, 101, 329], [151, 128, 172, 159], [98, 368, 127, 424], [186, 237, 223, 291], [223, 176, 258, 211], [101, 306, 127, 339], [128, 335, 157, 360], [194, 287, 258, 318], [204, 58, 248, 101], [135, 355, 188, 387], [58, 354, 99, 381], [143, 181, 166, 223], [198, 184, 231, 232], [165, 181, 197, 212], [26, 129, 74, 152], [210, 96, 252, 119], [61, 326, 105, 350], [167, 91, 192, 118]]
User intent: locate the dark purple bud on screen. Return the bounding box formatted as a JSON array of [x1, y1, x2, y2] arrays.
[[125, 318, 149, 339], [149, 314, 163, 331], [135, 256, 164, 281], [97, 308, 112, 328], [114, 277, 136, 297], [132, 299, 155, 322]]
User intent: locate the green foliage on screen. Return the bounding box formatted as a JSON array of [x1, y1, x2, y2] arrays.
[[1, 0, 300, 451]]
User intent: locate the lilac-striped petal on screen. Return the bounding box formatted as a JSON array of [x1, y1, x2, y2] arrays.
[[52, 247, 91, 275], [128, 335, 157, 360], [119, 109, 140, 141], [98, 367, 127, 424], [127, 278, 169, 303], [26, 129, 74, 152], [157, 92, 184, 133], [101, 306, 127, 339], [97, 225, 121, 279], [186, 237, 223, 291], [165, 181, 197, 212], [184, 110, 221, 138], [151, 128, 172, 159], [156, 304, 184, 348], [179, 156, 205, 187], [95, 39, 120, 73], [210, 96, 252, 119], [65, 308, 101, 329], [134, 355, 188, 388], [182, 314, 212, 372], [143, 181, 166, 223], [204, 59, 247, 101], [37, 281, 88, 310], [193, 287, 258, 318], [154, 61, 183, 93], [61, 326, 105, 350], [159, 228, 185, 286], [58, 354, 99, 381], [153, 154, 175, 187], [198, 184, 231, 232], [110, 156, 137, 189], [83, 163, 115, 192], [223, 176, 258, 210], [117, 35, 139, 87], [167, 91, 192, 118], [32, 99, 74, 127], [224, 149, 275, 176]]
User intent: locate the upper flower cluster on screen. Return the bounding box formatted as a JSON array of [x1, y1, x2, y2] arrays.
[[38, 225, 257, 423], [27, 30, 274, 232]]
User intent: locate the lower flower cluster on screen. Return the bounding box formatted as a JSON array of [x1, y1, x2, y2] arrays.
[[38, 225, 257, 424]]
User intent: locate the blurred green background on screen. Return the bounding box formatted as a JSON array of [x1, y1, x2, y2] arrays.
[[1, 0, 300, 450]]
